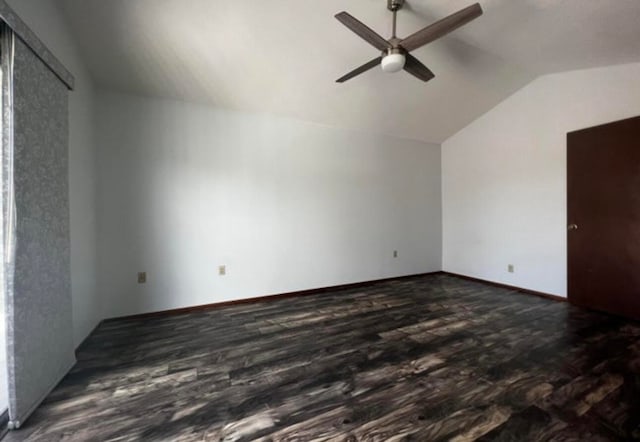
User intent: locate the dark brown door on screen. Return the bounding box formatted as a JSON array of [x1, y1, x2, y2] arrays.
[[567, 115, 640, 320]]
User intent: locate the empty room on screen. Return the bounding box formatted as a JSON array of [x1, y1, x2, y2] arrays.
[[0, 0, 639, 440]]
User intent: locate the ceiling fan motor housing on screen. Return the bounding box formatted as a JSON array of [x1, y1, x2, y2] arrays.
[[387, 0, 405, 11]]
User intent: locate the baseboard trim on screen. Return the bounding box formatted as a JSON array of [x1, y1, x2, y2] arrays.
[[0, 409, 8, 438], [107, 271, 444, 321], [75, 320, 103, 355], [442, 271, 567, 303]]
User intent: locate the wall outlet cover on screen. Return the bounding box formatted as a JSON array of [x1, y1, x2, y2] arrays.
[[219, 265, 226, 276], [508, 264, 514, 273], [138, 272, 147, 283]]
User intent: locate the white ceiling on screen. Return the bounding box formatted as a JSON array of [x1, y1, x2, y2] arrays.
[[60, 0, 640, 143]]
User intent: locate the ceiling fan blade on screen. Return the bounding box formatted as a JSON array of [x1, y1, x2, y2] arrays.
[[403, 54, 435, 82], [335, 12, 390, 52], [336, 57, 382, 83], [399, 3, 483, 52]]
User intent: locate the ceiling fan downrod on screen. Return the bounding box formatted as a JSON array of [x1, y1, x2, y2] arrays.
[[388, 0, 403, 38]]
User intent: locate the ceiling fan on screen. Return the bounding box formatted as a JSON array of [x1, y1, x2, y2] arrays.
[[335, 0, 483, 83]]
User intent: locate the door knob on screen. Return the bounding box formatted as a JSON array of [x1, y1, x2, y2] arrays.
[[568, 224, 578, 231]]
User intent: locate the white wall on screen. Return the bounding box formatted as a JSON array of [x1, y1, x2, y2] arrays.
[[442, 62, 640, 296], [7, 0, 100, 345], [96, 91, 442, 318]]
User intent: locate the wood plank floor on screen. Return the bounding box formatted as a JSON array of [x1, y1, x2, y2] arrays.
[[6, 274, 640, 441]]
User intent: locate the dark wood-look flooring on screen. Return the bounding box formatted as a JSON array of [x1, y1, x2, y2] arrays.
[[6, 274, 640, 441]]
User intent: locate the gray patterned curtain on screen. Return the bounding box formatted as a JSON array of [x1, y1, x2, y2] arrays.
[[1, 25, 75, 429]]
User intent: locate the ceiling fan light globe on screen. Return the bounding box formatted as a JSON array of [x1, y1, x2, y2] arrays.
[[381, 53, 405, 73]]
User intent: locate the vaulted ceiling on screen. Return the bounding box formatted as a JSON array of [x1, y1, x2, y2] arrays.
[[59, 0, 640, 143]]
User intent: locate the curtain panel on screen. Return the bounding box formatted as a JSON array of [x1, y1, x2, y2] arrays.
[[2, 25, 75, 429]]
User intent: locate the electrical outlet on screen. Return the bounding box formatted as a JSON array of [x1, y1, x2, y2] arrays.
[[508, 264, 514, 273], [218, 265, 226, 276], [393, 250, 398, 258], [138, 272, 147, 284]]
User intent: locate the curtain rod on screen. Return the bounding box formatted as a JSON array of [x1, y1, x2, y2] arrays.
[[0, 1, 74, 90]]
